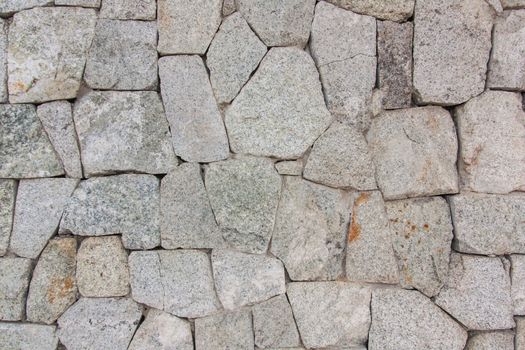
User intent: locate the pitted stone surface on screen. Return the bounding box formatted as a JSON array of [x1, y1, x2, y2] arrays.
[[512, 255, 525, 315], [465, 331, 514, 350], [100, 0, 156, 20], [195, 309, 254, 350], [0, 180, 16, 256], [325, 0, 414, 22], [0, 323, 58, 350], [0, 257, 32, 321], [0, 0, 52, 16]]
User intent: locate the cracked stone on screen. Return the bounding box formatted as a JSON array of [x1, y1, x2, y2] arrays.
[[0, 323, 58, 350], [275, 160, 304, 176], [0, 0, 52, 16], [100, 0, 156, 20], [0, 19, 6, 102], [195, 309, 254, 350], [511, 255, 525, 315], [0, 257, 32, 321], [325, 0, 414, 21], [0, 180, 16, 256], [465, 331, 514, 350]]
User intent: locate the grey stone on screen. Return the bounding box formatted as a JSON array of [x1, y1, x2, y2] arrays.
[[10, 178, 78, 259], [488, 10, 525, 90], [159, 55, 229, 162], [100, 0, 156, 20], [252, 294, 301, 348], [55, 0, 100, 7], [0, 104, 64, 178], [211, 249, 285, 309], [205, 157, 281, 254], [413, 0, 494, 105], [57, 298, 142, 350], [7, 7, 96, 103], [513, 255, 525, 315], [74, 91, 175, 177], [369, 288, 467, 350], [128, 251, 163, 311], [223, 0, 236, 16], [77, 236, 129, 298], [435, 254, 514, 330], [367, 106, 459, 200], [517, 317, 525, 349], [225, 47, 332, 158], [37, 101, 83, 178], [236, 0, 315, 47], [128, 309, 193, 350], [346, 191, 399, 284], [502, 0, 525, 8], [195, 309, 254, 350], [304, 122, 377, 190], [325, 0, 414, 21], [271, 177, 352, 280], [0, 0, 52, 16], [26, 238, 77, 325], [60, 175, 160, 250], [0, 19, 6, 102], [455, 91, 525, 194], [157, 0, 221, 54], [161, 163, 225, 249], [287, 282, 371, 348], [0, 257, 31, 321], [385, 197, 453, 297], [465, 331, 514, 350], [207, 12, 267, 104], [0, 180, 16, 256], [275, 160, 304, 176], [0, 323, 58, 350]]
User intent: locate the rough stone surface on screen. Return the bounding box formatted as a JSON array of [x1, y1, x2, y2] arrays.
[[512, 255, 525, 315], [225, 47, 332, 159], [211, 249, 285, 309], [55, 0, 100, 7], [369, 288, 467, 350], [502, 0, 525, 8], [326, 0, 414, 21], [60, 175, 160, 250], [100, 0, 156, 20], [517, 317, 525, 349], [159, 55, 229, 163], [435, 254, 514, 330], [455, 91, 525, 194], [367, 106, 459, 200], [195, 309, 254, 350], [275, 160, 304, 176], [8, 7, 96, 103], [0, 104, 64, 178], [205, 157, 281, 254], [207, 13, 267, 104], [74, 91, 175, 177], [0, 19, 6, 102], [26, 238, 77, 325], [272, 177, 352, 280], [0, 258, 32, 321], [465, 331, 514, 350], [0, 0, 52, 16], [10, 178, 78, 259], [0, 323, 58, 350], [222, 0, 236, 16], [288, 282, 371, 348], [0, 180, 16, 256]]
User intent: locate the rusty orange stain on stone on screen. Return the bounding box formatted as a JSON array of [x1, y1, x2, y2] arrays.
[[347, 193, 370, 243], [423, 223, 430, 231], [47, 276, 74, 304]]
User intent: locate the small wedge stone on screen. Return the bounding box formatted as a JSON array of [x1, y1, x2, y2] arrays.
[[465, 331, 514, 350], [511, 255, 525, 314], [223, 0, 236, 16], [0, 323, 58, 350], [0, 180, 16, 256], [195, 309, 254, 350], [100, 0, 156, 20], [0, 258, 32, 321], [0, 0, 52, 16], [0, 19, 6, 102], [325, 0, 414, 22], [275, 160, 304, 176], [55, 0, 100, 7]]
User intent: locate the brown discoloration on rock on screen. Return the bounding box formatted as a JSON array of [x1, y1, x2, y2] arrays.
[[348, 192, 370, 243], [47, 276, 75, 304], [354, 192, 370, 206]]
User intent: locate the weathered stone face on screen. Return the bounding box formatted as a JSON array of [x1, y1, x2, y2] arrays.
[[325, 0, 415, 21], [0, 19, 7, 103], [0, 257, 32, 321], [465, 331, 514, 350], [0, 180, 16, 256], [0, 0, 53, 16], [195, 309, 254, 350], [100, 0, 156, 20], [0, 323, 58, 350], [511, 255, 525, 315]]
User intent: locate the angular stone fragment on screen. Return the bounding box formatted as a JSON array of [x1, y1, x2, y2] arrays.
[[74, 91, 175, 177], [60, 175, 160, 250], [55, 0, 100, 7], [288, 282, 370, 348], [159, 55, 229, 162], [26, 238, 77, 325], [0, 19, 6, 102], [0, 104, 64, 178], [326, 0, 414, 21], [511, 255, 525, 314], [0, 258, 31, 321], [58, 298, 142, 350], [0, 0, 52, 16], [195, 309, 254, 350], [205, 158, 281, 254], [369, 289, 467, 350], [0, 323, 58, 350], [346, 191, 399, 284], [223, 0, 236, 15], [435, 254, 514, 330], [226, 47, 332, 158], [157, 0, 221, 54], [236, 0, 315, 47], [367, 107, 459, 200], [128, 309, 193, 350], [413, 0, 494, 105], [465, 331, 514, 350], [275, 160, 304, 176], [0, 180, 16, 256], [502, 0, 525, 8], [100, 0, 156, 20], [207, 13, 267, 104], [304, 123, 377, 190], [455, 91, 525, 193], [8, 7, 96, 103]]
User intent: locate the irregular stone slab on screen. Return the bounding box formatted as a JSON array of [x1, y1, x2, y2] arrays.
[[435, 254, 514, 330], [288, 282, 370, 348], [455, 91, 525, 194], [367, 106, 458, 200], [512, 255, 525, 314], [502, 0, 525, 8], [195, 309, 254, 350], [0, 323, 58, 350], [226, 47, 332, 158], [37, 101, 82, 178], [26, 238, 77, 325], [369, 289, 467, 350], [465, 331, 514, 350], [207, 12, 267, 104], [346, 191, 399, 284], [10, 178, 78, 259], [60, 175, 160, 250], [55, 0, 100, 7], [128, 309, 193, 350], [236, 0, 315, 47], [0, 257, 31, 321], [272, 177, 351, 280], [157, 0, 221, 54], [488, 10, 525, 90], [159, 55, 229, 162], [326, 0, 414, 21], [77, 236, 129, 298], [211, 249, 285, 309], [275, 160, 303, 176], [222, 0, 236, 15], [385, 197, 453, 297], [8, 7, 96, 103], [161, 163, 224, 249], [0, 0, 52, 16], [413, 0, 494, 105], [0, 180, 16, 256], [0, 104, 64, 178], [128, 251, 164, 311], [205, 157, 281, 254], [0, 19, 6, 102], [58, 298, 142, 350], [74, 91, 175, 177], [100, 0, 156, 20], [252, 294, 301, 348], [304, 123, 377, 190]]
